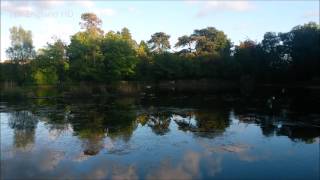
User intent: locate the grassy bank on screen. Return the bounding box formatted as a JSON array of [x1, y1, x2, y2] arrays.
[[0, 80, 239, 100], [2, 79, 319, 101]]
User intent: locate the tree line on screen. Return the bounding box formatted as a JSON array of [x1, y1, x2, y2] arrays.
[[1, 13, 319, 85]]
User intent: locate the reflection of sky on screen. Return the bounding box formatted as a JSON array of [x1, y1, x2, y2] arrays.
[[1, 109, 319, 179]]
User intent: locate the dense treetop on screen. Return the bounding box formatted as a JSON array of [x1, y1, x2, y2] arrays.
[[1, 13, 319, 85]]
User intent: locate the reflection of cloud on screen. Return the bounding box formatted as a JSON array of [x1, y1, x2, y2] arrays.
[[200, 140, 267, 163], [146, 151, 201, 180], [39, 150, 65, 171], [83, 167, 108, 180], [112, 165, 138, 180], [182, 151, 201, 176], [147, 161, 193, 180], [205, 156, 222, 176], [221, 144, 250, 153], [3, 148, 134, 179], [73, 152, 91, 162], [104, 137, 115, 150], [48, 129, 63, 141], [2, 149, 66, 179], [237, 153, 259, 162], [203, 143, 250, 153]]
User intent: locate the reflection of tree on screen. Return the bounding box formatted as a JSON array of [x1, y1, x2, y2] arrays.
[[82, 133, 105, 156], [41, 104, 72, 139], [72, 111, 105, 156], [174, 114, 195, 132], [174, 110, 229, 138], [236, 114, 278, 137], [236, 111, 320, 143], [67, 98, 137, 155], [277, 125, 319, 143], [146, 112, 171, 135], [103, 100, 137, 141], [8, 111, 38, 150], [136, 114, 149, 126]]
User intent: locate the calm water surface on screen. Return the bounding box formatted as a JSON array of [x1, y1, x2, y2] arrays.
[[1, 89, 320, 179]]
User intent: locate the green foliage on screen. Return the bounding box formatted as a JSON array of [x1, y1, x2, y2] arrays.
[[234, 40, 266, 80], [281, 22, 320, 81], [2, 14, 319, 86], [192, 27, 232, 57], [6, 26, 36, 63], [0, 86, 26, 100], [175, 35, 195, 53], [68, 31, 104, 81], [147, 32, 171, 53], [80, 12, 103, 35], [33, 67, 58, 85], [30, 38, 68, 85], [101, 32, 138, 80]]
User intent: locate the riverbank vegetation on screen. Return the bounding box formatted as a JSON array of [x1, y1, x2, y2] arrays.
[[1, 13, 319, 87]]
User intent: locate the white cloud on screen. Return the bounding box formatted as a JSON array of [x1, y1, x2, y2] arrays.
[[1, 1, 34, 16], [128, 6, 138, 13], [190, 1, 255, 17], [96, 8, 116, 16], [71, 1, 116, 17], [1, 1, 116, 18], [81, 7, 116, 17], [33, 18, 76, 48], [1, 1, 66, 17], [302, 10, 319, 18], [185, 0, 200, 5], [73, 0, 95, 8]]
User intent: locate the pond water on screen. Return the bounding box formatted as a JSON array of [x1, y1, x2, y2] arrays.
[[1, 89, 320, 179]]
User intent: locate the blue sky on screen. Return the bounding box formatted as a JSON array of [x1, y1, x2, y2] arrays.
[[1, 0, 319, 60]]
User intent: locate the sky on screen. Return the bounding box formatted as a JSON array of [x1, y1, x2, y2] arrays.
[[1, 0, 319, 60]]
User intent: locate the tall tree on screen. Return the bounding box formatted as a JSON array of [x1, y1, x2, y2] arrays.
[[192, 27, 231, 57], [5, 26, 35, 84], [234, 40, 267, 80], [137, 40, 150, 58], [121, 27, 132, 41], [280, 22, 320, 81], [6, 26, 35, 63], [68, 31, 104, 81], [261, 32, 288, 80], [175, 35, 195, 53], [121, 27, 137, 47], [101, 31, 138, 80], [147, 32, 171, 53], [79, 13, 103, 35], [68, 13, 104, 81], [32, 38, 69, 84]]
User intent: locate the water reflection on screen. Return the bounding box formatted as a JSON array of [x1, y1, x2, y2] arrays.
[[146, 112, 171, 135], [234, 109, 320, 143], [8, 111, 38, 151], [146, 151, 202, 180], [1, 90, 320, 179], [174, 110, 229, 138]]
